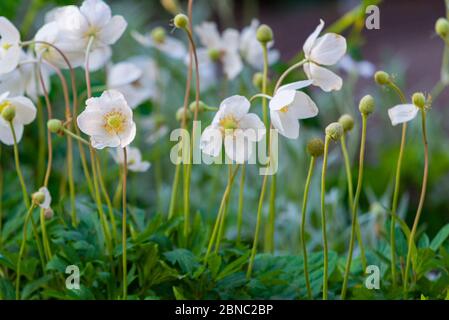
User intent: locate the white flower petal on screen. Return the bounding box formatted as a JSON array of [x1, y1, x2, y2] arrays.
[[80, 0, 111, 28], [159, 37, 186, 59], [98, 15, 127, 45], [77, 110, 108, 136], [107, 62, 142, 88], [222, 28, 240, 52], [309, 33, 346, 65], [289, 91, 319, 119], [118, 121, 136, 148], [0, 45, 21, 74], [0, 17, 20, 42], [38, 187, 52, 209], [0, 120, 22, 145], [277, 80, 313, 93], [303, 62, 343, 92], [219, 95, 250, 119], [8, 96, 37, 125], [303, 19, 324, 59], [86, 46, 112, 71], [195, 22, 221, 49], [239, 113, 266, 141], [200, 125, 222, 157], [269, 90, 296, 111], [276, 112, 300, 139], [224, 132, 252, 164], [387, 104, 419, 126], [222, 51, 243, 80]]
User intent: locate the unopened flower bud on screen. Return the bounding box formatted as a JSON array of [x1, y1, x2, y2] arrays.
[[412, 92, 426, 109], [176, 107, 191, 122], [174, 14, 189, 29], [325, 122, 344, 141], [44, 208, 54, 220], [359, 95, 375, 115], [307, 138, 324, 157], [151, 27, 166, 44], [435, 18, 449, 39], [252, 72, 264, 90], [1, 103, 15, 122], [208, 48, 221, 61], [374, 71, 390, 85], [256, 24, 273, 43], [189, 100, 207, 113], [32, 191, 45, 205], [338, 114, 355, 132], [47, 119, 63, 133]]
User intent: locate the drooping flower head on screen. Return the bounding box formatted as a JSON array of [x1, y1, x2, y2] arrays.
[[0, 92, 37, 145], [388, 92, 428, 126], [303, 19, 347, 92], [77, 90, 136, 149], [0, 17, 21, 74], [269, 80, 318, 139], [200, 95, 265, 163], [107, 56, 159, 108], [110, 146, 150, 172]]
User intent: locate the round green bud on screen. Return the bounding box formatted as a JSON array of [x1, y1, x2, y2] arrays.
[[338, 114, 355, 132], [1, 104, 15, 122], [189, 100, 207, 113], [32, 191, 45, 205], [47, 119, 63, 133], [151, 27, 166, 44], [307, 138, 325, 157], [176, 107, 191, 122], [208, 48, 221, 62], [256, 24, 273, 43], [374, 71, 390, 85], [359, 94, 375, 115], [252, 72, 264, 90], [325, 122, 344, 141], [435, 18, 449, 39], [412, 92, 426, 109], [174, 14, 189, 29]]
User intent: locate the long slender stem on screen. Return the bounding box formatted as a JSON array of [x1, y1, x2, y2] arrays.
[[341, 134, 367, 270], [387, 81, 407, 287], [341, 114, 368, 299], [320, 136, 330, 300], [15, 204, 36, 300], [266, 175, 276, 253], [215, 164, 233, 252], [261, 43, 269, 129], [274, 59, 307, 92], [122, 148, 128, 300], [404, 109, 429, 293], [9, 122, 30, 209], [300, 156, 316, 299], [84, 36, 95, 99], [236, 164, 246, 244], [168, 162, 181, 219]]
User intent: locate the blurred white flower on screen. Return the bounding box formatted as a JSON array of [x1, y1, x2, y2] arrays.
[[0, 51, 52, 101], [107, 56, 158, 108], [110, 146, 150, 172], [131, 29, 186, 60], [239, 19, 279, 70], [185, 49, 218, 92], [77, 90, 136, 149], [388, 104, 419, 126], [0, 92, 37, 145], [49, 0, 127, 70], [141, 115, 169, 145], [195, 22, 243, 80], [0, 17, 21, 74], [303, 19, 346, 92], [200, 95, 265, 163], [269, 80, 318, 139], [38, 187, 52, 209], [338, 55, 375, 78]]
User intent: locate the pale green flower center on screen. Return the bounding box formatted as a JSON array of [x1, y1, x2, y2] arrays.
[[2, 42, 12, 50], [219, 115, 239, 132], [280, 106, 289, 113], [104, 111, 126, 134], [0, 100, 11, 113], [208, 48, 222, 62]]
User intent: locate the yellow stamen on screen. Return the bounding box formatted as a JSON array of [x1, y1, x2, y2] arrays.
[[104, 111, 126, 134], [280, 106, 289, 113], [0, 100, 11, 113], [219, 115, 239, 132], [2, 43, 12, 50]]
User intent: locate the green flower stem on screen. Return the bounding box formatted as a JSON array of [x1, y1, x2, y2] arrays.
[[0, 146, 2, 245], [261, 43, 269, 129], [320, 136, 330, 300], [265, 175, 276, 253], [387, 81, 407, 287], [9, 122, 30, 209], [215, 165, 233, 252], [341, 114, 368, 300], [274, 59, 307, 92], [15, 204, 36, 300], [300, 156, 316, 299], [40, 208, 52, 260], [404, 109, 429, 293], [168, 163, 181, 220], [236, 164, 246, 244], [89, 147, 113, 255], [61, 128, 90, 146], [96, 156, 118, 244], [122, 148, 128, 300], [205, 165, 240, 262], [340, 134, 366, 270]]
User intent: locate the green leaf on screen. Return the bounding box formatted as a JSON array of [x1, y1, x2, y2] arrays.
[[216, 252, 250, 281], [173, 286, 187, 300], [21, 275, 53, 299], [207, 253, 222, 279], [430, 224, 449, 251], [164, 249, 199, 275]]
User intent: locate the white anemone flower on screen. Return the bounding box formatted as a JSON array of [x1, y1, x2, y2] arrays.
[[303, 19, 347, 92], [77, 90, 136, 149], [200, 95, 265, 163], [195, 22, 243, 80], [269, 80, 318, 139], [131, 30, 186, 60], [338, 55, 375, 79], [110, 146, 150, 172], [38, 187, 52, 209], [51, 0, 127, 70], [0, 92, 37, 145], [0, 17, 21, 75], [107, 56, 158, 108], [388, 104, 421, 126], [239, 19, 280, 70]]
